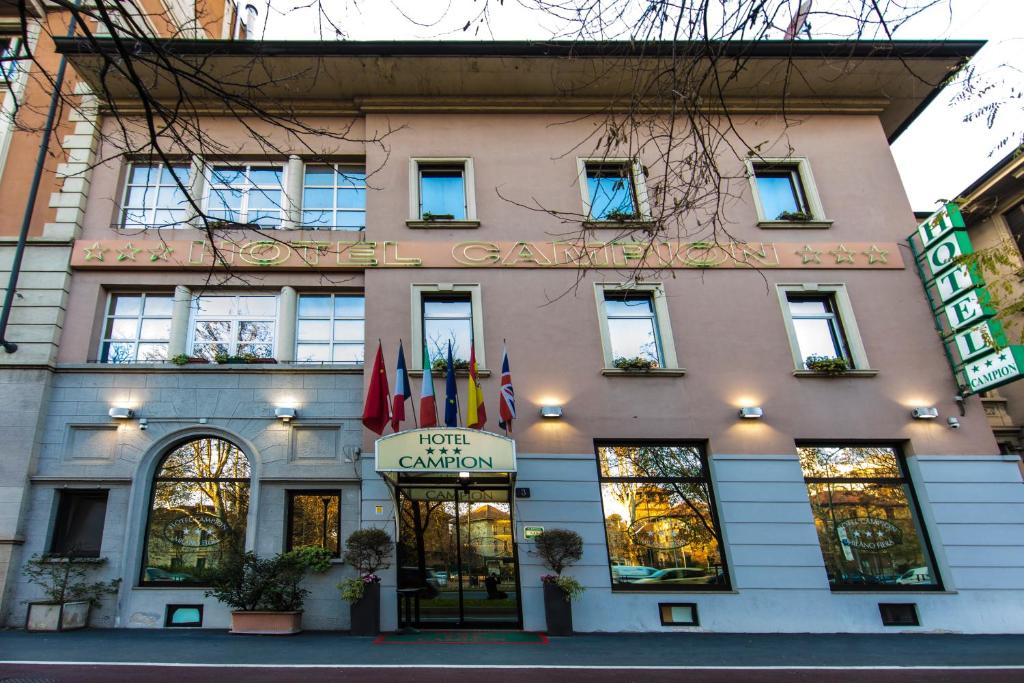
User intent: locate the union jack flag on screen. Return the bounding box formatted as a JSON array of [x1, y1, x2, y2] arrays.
[[498, 344, 516, 432]]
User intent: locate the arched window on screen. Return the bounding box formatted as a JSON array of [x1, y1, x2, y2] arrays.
[[141, 437, 251, 586]]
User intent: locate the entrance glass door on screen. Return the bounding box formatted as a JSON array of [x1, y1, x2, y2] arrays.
[[397, 487, 520, 627]]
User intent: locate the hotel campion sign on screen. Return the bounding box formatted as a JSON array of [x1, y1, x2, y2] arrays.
[[375, 428, 516, 474], [910, 203, 1024, 395]]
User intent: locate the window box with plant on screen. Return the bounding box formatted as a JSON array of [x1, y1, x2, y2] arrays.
[[804, 354, 850, 375], [776, 210, 814, 222], [431, 357, 470, 373], [533, 528, 584, 636], [337, 528, 393, 636], [612, 356, 659, 371], [171, 354, 210, 365], [213, 352, 279, 365], [22, 554, 120, 632], [204, 547, 332, 635]]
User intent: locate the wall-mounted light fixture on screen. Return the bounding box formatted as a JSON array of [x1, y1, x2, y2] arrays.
[[274, 407, 297, 423], [540, 405, 563, 419], [911, 407, 939, 420], [738, 406, 763, 419], [108, 406, 134, 420]]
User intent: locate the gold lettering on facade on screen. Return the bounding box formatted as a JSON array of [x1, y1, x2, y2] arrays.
[[829, 244, 857, 265], [731, 242, 780, 267], [337, 241, 378, 266], [552, 241, 609, 267], [383, 241, 422, 267], [796, 244, 823, 264], [862, 244, 889, 265], [683, 242, 729, 268], [238, 240, 292, 266], [503, 241, 552, 266], [291, 241, 330, 266], [188, 240, 208, 264], [452, 241, 500, 265]]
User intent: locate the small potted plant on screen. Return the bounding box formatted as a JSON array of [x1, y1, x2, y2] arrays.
[[804, 354, 849, 375], [612, 356, 658, 371], [431, 357, 470, 373], [422, 212, 455, 221], [171, 354, 209, 365], [22, 554, 120, 632], [205, 547, 332, 635], [533, 529, 584, 636], [602, 209, 639, 222], [338, 528, 393, 636], [776, 210, 814, 221]]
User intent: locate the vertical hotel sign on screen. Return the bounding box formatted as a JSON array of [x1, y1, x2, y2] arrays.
[[910, 203, 1024, 395]]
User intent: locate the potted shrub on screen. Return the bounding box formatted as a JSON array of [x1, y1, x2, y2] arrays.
[[22, 554, 120, 632], [533, 529, 584, 636], [804, 354, 849, 375], [338, 528, 393, 636], [776, 210, 814, 221], [205, 547, 331, 635], [171, 354, 209, 365], [612, 356, 658, 371], [602, 209, 639, 222]]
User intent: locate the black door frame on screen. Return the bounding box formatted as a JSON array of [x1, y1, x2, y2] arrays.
[[395, 482, 523, 629]]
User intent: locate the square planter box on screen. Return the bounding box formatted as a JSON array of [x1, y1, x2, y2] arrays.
[[26, 601, 90, 631], [349, 581, 381, 636], [230, 610, 303, 635], [543, 583, 573, 636]]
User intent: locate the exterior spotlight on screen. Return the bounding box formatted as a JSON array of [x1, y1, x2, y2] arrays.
[[947, 416, 961, 429], [108, 406, 133, 420], [540, 405, 563, 419], [458, 471, 471, 479], [738, 406, 763, 419], [275, 407, 297, 423], [911, 407, 939, 420]]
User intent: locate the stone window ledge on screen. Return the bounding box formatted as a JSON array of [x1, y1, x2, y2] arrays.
[[601, 367, 686, 377], [57, 363, 364, 374], [758, 220, 833, 229], [406, 220, 480, 229], [792, 369, 878, 378], [409, 369, 491, 378], [583, 219, 657, 230]]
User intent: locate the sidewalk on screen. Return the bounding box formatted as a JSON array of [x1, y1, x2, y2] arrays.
[[1, 629, 1023, 668]]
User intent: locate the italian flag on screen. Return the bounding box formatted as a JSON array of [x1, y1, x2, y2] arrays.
[[419, 344, 438, 427]]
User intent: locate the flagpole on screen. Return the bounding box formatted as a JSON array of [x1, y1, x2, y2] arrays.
[[406, 338, 419, 429]]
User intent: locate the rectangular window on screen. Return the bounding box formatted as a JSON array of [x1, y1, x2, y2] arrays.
[[786, 294, 852, 367], [586, 162, 639, 220], [754, 165, 809, 220], [190, 294, 277, 360], [50, 490, 108, 558], [418, 164, 467, 220], [208, 164, 285, 228], [603, 292, 663, 367], [1004, 200, 1024, 260], [100, 293, 173, 363], [596, 443, 730, 591], [295, 294, 365, 364], [121, 163, 192, 228], [1, 36, 24, 82], [798, 445, 940, 591], [286, 490, 341, 556], [422, 295, 473, 367], [302, 164, 366, 230]]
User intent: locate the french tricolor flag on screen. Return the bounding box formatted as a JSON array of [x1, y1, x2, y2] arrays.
[[391, 341, 412, 432]]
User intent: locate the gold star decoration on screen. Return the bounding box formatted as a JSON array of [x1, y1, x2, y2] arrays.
[[862, 244, 889, 265], [116, 242, 141, 262], [147, 244, 174, 262], [795, 244, 822, 264], [829, 244, 856, 264], [83, 242, 108, 262]]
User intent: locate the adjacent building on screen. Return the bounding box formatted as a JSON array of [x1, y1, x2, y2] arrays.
[[3, 37, 1024, 634]]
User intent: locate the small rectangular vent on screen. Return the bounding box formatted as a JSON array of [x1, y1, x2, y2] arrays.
[[659, 602, 699, 626], [879, 603, 919, 626]]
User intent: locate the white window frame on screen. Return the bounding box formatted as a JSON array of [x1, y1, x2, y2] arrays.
[[99, 292, 174, 363], [119, 161, 193, 228], [187, 293, 280, 359], [0, 23, 39, 184], [593, 282, 679, 370], [203, 162, 288, 228], [746, 157, 830, 226], [408, 157, 477, 222], [577, 157, 651, 221], [410, 283, 485, 370], [300, 162, 367, 231], [294, 293, 365, 364], [776, 284, 869, 371]]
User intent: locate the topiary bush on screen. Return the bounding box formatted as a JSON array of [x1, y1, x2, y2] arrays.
[[533, 529, 583, 575]]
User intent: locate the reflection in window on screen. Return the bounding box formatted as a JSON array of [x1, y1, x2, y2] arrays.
[[754, 165, 809, 220], [798, 445, 939, 590], [101, 293, 173, 363], [208, 165, 284, 228], [121, 163, 192, 228], [787, 294, 851, 367], [597, 444, 729, 591], [586, 162, 638, 220], [418, 164, 466, 220], [603, 292, 662, 366], [295, 294, 364, 364], [423, 296, 472, 366], [141, 437, 250, 586], [302, 164, 366, 230], [287, 491, 341, 556], [190, 294, 277, 360]]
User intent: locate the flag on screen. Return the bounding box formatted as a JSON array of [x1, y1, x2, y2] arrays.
[[391, 341, 412, 432], [419, 342, 437, 428], [361, 342, 390, 435], [444, 341, 459, 427], [466, 342, 487, 429], [498, 344, 516, 432]]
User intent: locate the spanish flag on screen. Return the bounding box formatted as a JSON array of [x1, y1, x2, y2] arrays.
[[466, 343, 487, 429]]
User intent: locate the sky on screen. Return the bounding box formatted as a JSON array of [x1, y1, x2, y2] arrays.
[[251, 0, 1023, 212]]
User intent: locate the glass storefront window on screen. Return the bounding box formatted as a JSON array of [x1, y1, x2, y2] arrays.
[[596, 444, 730, 591], [798, 445, 940, 590], [141, 437, 250, 586]]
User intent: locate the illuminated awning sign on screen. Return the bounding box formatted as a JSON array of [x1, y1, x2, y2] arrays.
[[375, 428, 516, 473]]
